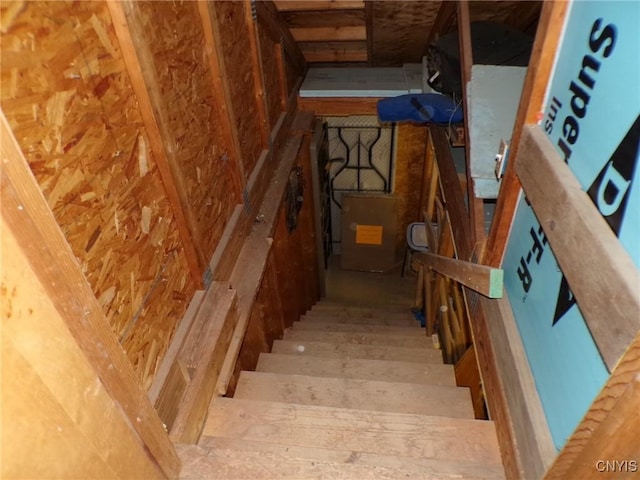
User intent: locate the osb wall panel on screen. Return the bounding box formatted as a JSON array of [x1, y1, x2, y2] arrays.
[[213, 1, 263, 178], [0, 1, 195, 389], [131, 1, 240, 261], [394, 124, 429, 256], [371, 1, 440, 66], [258, 20, 284, 131]]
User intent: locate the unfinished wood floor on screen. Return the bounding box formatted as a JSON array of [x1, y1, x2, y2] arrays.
[[176, 296, 506, 479]]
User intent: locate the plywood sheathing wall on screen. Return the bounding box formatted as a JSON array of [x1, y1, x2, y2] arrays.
[[122, 1, 242, 263], [213, 1, 265, 178], [0, 1, 196, 389]]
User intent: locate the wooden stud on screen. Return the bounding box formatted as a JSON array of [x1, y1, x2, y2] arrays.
[[244, 0, 271, 143], [424, 0, 456, 50], [108, 1, 205, 284], [456, 1, 485, 248], [197, 0, 247, 192], [483, 1, 569, 268], [516, 125, 640, 370], [0, 111, 179, 479]]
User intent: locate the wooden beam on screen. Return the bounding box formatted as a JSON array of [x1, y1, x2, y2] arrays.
[[456, 1, 484, 248], [544, 333, 640, 479], [413, 252, 503, 299], [297, 96, 381, 116], [424, 0, 456, 49], [0, 112, 179, 479], [281, 9, 365, 28], [516, 125, 640, 370], [291, 26, 366, 42], [484, 0, 569, 268], [108, 1, 205, 285], [256, 1, 307, 73], [198, 1, 248, 188], [274, 1, 365, 11], [364, 0, 373, 66], [430, 125, 473, 259], [244, 0, 271, 142]]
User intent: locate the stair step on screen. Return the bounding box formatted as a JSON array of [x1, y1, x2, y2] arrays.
[[301, 313, 416, 328], [292, 320, 423, 336], [234, 371, 474, 418], [256, 353, 457, 386], [306, 308, 414, 320], [312, 302, 411, 315], [176, 439, 500, 480], [283, 330, 429, 348], [201, 398, 503, 468], [272, 339, 442, 363]]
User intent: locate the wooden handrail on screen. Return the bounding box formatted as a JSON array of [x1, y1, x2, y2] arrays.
[[413, 252, 503, 299]]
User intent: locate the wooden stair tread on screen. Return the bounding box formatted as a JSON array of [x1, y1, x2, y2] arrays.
[[271, 339, 442, 363], [292, 320, 424, 335], [201, 398, 503, 467], [234, 371, 474, 418], [178, 440, 503, 479], [284, 329, 430, 348], [312, 303, 411, 314], [256, 353, 456, 386], [301, 313, 416, 327]]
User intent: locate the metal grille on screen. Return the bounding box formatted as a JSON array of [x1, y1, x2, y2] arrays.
[[324, 116, 396, 254]]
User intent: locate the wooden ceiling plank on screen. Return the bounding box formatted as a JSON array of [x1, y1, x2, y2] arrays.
[[291, 26, 366, 42]]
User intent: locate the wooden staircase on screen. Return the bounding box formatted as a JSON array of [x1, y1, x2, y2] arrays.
[[176, 301, 506, 479]]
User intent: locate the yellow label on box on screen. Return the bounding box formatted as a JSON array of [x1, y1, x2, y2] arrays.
[[355, 225, 383, 245]]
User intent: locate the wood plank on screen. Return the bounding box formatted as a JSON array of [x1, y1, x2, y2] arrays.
[[516, 125, 640, 369], [170, 284, 238, 444], [235, 371, 474, 418], [202, 398, 503, 467], [484, 1, 569, 268], [425, 0, 457, 47], [256, 1, 307, 72], [274, 1, 365, 11], [299, 41, 368, 63], [413, 252, 503, 298], [292, 320, 423, 336], [455, 345, 487, 420], [256, 352, 457, 386], [193, 437, 505, 480], [0, 113, 178, 478], [544, 333, 640, 479], [178, 440, 503, 480], [297, 96, 381, 116], [291, 25, 366, 41], [108, 2, 205, 283], [284, 329, 429, 348], [272, 339, 442, 364]]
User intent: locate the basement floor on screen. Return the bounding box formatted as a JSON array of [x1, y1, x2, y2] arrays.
[[324, 255, 416, 308]]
